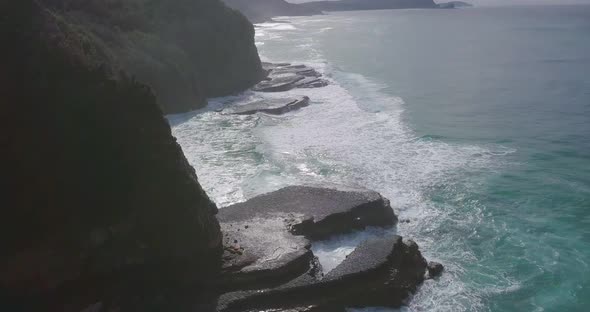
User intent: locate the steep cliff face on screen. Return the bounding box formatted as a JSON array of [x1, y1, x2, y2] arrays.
[[37, 0, 264, 114], [1, 1, 222, 309], [223, 0, 321, 23]]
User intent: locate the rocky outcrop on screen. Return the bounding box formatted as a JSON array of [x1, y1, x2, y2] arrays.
[[218, 236, 429, 311], [253, 63, 330, 92], [427, 261, 445, 278], [214, 186, 432, 311], [219, 186, 397, 239], [295, 77, 330, 89], [267, 64, 322, 78], [1, 2, 443, 311], [253, 75, 307, 92], [223, 0, 321, 23], [35, 0, 265, 114], [1, 1, 221, 310], [217, 186, 398, 289], [223, 96, 310, 115], [302, 0, 437, 12]]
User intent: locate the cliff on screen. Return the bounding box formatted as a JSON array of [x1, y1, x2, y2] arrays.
[[223, 0, 321, 23], [301, 0, 437, 11], [0, 1, 441, 310], [1, 1, 222, 309], [35, 0, 264, 114]]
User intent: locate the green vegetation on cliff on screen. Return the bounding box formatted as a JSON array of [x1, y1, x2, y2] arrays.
[[37, 0, 264, 113]]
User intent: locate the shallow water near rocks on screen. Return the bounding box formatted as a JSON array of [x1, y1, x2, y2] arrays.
[[169, 6, 590, 312]]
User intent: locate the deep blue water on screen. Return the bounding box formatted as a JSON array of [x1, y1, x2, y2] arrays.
[[172, 5, 590, 311]]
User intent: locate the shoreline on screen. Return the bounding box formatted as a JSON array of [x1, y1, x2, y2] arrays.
[[168, 60, 445, 311]]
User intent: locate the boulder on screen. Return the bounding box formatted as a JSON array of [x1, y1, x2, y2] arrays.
[[427, 261, 444, 278], [223, 96, 310, 115], [216, 186, 398, 290], [218, 235, 428, 311]]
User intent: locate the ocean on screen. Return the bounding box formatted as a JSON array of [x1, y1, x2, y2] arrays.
[[169, 5, 590, 311]]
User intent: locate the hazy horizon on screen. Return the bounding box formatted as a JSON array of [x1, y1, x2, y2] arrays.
[[287, 0, 590, 6]]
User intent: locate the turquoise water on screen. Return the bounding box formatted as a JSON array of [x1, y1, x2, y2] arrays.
[[171, 5, 590, 312]]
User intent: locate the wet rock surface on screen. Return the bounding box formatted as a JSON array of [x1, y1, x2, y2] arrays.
[[427, 261, 445, 278], [218, 235, 429, 311], [216, 186, 398, 290], [252, 74, 306, 92], [218, 217, 315, 290], [218, 186, 397, 239], [295, 77, 330, 89], [269, 64, 322, 78], [253, 63, 330, 92], [223, 96, 310, 115]]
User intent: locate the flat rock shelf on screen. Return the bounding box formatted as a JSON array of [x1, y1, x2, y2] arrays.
[[218, 236, 430, 311], [252, 63, 330, 92], [216, 186, 398, 289], [223, 96, 310, 115]]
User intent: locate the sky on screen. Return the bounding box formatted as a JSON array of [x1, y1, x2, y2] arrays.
[[287, 0, 590, 5]]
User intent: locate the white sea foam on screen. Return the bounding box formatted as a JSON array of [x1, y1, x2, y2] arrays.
[[170, 14, 517, 312], [255, 22, 297, 31]]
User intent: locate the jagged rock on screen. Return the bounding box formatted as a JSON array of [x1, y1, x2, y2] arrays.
[[252, 74, 306, 92], [218, 236, 428, 311], [427, 261, 444, 278], [223, 96, 310, 115], [216, 186, 397, 290]]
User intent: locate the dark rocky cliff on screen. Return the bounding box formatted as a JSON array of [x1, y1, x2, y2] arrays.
[[35, 0, 265, 114], [1, 1, 223, 309], [0, 1, 440, 310]]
